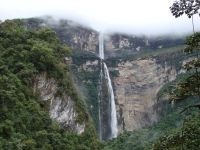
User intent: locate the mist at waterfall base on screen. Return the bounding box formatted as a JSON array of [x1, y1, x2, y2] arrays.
[[98, 33, 118, 140]]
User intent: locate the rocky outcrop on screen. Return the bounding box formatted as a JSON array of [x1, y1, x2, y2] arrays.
[[105, 34, 184, 51], [24, 17, 99, 53], [104, 34, 184, 59], [105, 34, 147, 51], [112, 58, 177, 133], [81, 60, 99, 72], [33, 73, 85, 134]]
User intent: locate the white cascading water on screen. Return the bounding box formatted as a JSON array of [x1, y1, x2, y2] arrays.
[[99, 32, 118, 139], [99, 33, 104, 59]]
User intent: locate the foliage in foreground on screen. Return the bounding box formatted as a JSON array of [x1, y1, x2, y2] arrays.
[[102, 96, 199, 150], [153, 113, 200, 150], [153, 33, 200, 149], [0, 19, 100, 149]]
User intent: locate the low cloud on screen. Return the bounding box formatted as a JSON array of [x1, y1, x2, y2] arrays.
[[0, 0, 200, 35]]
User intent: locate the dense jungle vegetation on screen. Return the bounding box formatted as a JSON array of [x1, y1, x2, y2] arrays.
[[0, 19, 101, 150]]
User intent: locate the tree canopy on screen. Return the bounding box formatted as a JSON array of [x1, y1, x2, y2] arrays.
[[152, 1, 200, 149], [0, 19, 100, 150], [170, 0, 200, 18]]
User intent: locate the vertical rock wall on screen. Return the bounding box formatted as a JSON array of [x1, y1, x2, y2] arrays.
[[112, 59, 177, 133], [33, 73, 85, 134]]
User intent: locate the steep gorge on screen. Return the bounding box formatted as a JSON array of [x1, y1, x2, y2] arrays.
[[23, 17, 187, 137]]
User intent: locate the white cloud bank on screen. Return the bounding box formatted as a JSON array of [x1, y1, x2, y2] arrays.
[[0, 0, 200, 35]]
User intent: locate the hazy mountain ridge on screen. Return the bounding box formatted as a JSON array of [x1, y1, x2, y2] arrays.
[[22, 16, 186, 57]]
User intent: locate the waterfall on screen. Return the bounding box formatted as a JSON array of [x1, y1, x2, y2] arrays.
[[99, 33, 104, 59], [98, 32, 118, 140]]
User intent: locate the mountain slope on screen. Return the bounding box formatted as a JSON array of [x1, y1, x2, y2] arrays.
[[0, 19, 100, 149]]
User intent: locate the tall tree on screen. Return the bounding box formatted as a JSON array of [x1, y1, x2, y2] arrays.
[[168, 0, 200, 111], [170, 0, 200, 33], [170, 0, 200, 18], [152, 2, 200, 149]]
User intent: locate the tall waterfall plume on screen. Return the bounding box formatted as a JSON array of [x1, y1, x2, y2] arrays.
[[98, 32, 118, 140]]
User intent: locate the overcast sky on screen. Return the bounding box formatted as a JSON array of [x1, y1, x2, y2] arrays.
[[0, 0, 200, 35]]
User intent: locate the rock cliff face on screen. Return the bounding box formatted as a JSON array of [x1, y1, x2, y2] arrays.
[[53, 23, 98, 53], [33, 73, 85, 134], [104, 33, 184, 58], [24, 17, 99, 53], [105, 34, 184, 51], [111, 59, 177, 133], [75, 52, 183, 134], [24, 17, 186, 135]]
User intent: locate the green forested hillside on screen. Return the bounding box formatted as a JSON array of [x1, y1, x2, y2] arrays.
[[1, 18, 200, 150], [0, 19, 100, 150], [70, 50, 100, 130], [103, 112, 200, 150]]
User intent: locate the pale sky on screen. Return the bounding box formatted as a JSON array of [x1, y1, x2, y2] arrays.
[[0, 0, 200, 35]]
